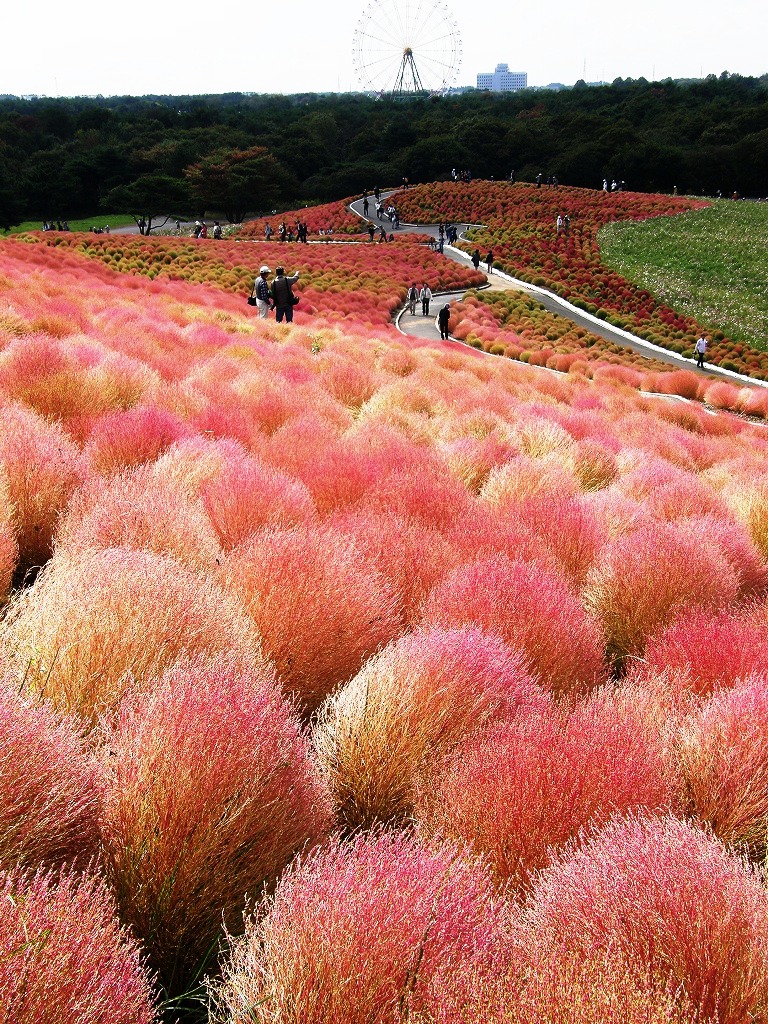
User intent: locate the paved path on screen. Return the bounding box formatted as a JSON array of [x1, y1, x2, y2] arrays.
[[348, 193, 763, 389]]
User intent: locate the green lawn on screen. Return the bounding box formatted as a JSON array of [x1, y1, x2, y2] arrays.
[[599, 200, 768, 351], [1, 214, 136, 235]]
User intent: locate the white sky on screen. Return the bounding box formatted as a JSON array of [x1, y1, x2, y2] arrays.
[[0, 0, 763, 97]]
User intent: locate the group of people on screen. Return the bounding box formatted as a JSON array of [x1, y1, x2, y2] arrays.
[[470, 249, 495, 274], [450, 168, 473, 183], [41, 220, 71, 231], [406, 283, 434, 316], [535, 173, 559, 188], [602, 178, 627, 192], [250, 265, 300, 323], [193, 220, 223, 239], [556, 213, 571, 236], [367, 223, 394, 243]]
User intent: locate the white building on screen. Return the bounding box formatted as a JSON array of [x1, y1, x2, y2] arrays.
[[477, 63, 528, 92]]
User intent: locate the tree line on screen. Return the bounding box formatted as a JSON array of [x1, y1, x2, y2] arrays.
[[0, 72, 766, 230]]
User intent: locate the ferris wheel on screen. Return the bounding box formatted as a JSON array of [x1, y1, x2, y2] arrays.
[[352, 0, 462, 97]]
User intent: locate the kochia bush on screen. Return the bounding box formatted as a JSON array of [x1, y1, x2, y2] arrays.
[[313, 626, 548, 830], [100, 658, 332, 996], [217, 524, 402, 715], [210, 831, 502, 1024], [0, 865, 157, 1024], [421, 554, 607, 696]]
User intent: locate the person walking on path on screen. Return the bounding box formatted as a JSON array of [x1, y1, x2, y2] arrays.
[[270, 265, 300, 323], [420, 283, 432, 316], [694, 334, 708, 368], [471, 249, 481, 271], [253, 265, 273, 319], [438, 303, 451, 340], [407, 284, 419, 315], [486, 250, 494, 274]]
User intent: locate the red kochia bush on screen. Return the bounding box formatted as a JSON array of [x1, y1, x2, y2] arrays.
[[522, 814, 768, 1024], [415, 681, 680, 887], [217, 525, 401, 715], [0, 403, 84, 572], [583, 522, 739, 665], [313, 626, 548, 830], [0, 473, 17, 599], [2, 547, 264, 725], [0, 866, 157, 1024], [0, 680, 100, 873], [83, 404, 191, 475], [210, 831, 502, 1024], [421, 554, 607, 696], [100, 659, 332, 995], [677, 678, 768, 859], [641, 608, 768, 699], [200, 450, 316, 550]]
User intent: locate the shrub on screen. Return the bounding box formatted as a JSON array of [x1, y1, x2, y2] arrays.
[[200, 451, 316, 550], [100, 658, 332, 995], [0, 470, 18, 599], [0, 403, 84, 573], [583, 522, 739, 666], [2, 547, 264, 725], [0, 865, 157, 1024], [522, 813, 768, 1024], [83, 404, 191, 475], [415, 681, 680, 888], [512, 492, 608, 586], [55, 465, 222, 573], [216, 525, 401, 715], [0, 679, 100, 872], [421, 554, 607, 696], [641, 608, 768, 699], [313, 626, 547, 830], [209, 832, 502, 1024], [677, 678, 768, 859]]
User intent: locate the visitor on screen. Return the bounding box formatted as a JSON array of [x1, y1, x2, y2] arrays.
[[438, 303, 451, 340], [270, 265, 300, 323], [407, 284, 419, 315], [420, 283, 432, 317], [471, 249, 481, 271], [253, 265, 272, 319], [694, 335, 708, 368], [213, 221, 222, 239], [486, 250, 494, 274]]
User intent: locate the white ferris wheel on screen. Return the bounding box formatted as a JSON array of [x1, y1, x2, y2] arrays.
[[352, 0, 462, 97]]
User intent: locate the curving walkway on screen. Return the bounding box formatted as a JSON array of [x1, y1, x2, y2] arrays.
[[348, 194, 766, 391]]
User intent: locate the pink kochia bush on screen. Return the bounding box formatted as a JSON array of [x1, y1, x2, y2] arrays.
[[1, 547, 264, 725], [415, 681, 680, 887], [521, 814, 768, 1024], [217, 524, 401, 715], [313, 626, 548, 830], [55, 465, 223, 573], [0, 866, 157, 1024], [100, 658, 332, 995], [677, 678, 768, 859], [209, 831, 502, 1024], [0, 678, 100, 872], [583, 521, 739, 665], [421, 554, 607, 696]]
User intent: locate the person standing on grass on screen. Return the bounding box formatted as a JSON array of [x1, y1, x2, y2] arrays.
[[254, 265, 272, 319], [407, 284, 419, 315], [270, 265, 300, 324], [694, 334, 708, 368], [420, 283, 432, 316], [438, 303, 451, 340]]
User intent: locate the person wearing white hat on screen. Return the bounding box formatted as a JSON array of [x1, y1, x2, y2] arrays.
[[254, 265, 273, 319]]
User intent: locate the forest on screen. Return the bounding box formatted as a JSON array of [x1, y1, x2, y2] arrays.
[[0, 72, 766, 228]]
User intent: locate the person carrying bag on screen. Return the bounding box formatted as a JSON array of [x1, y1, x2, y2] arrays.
[[270, 266, 301, 323]]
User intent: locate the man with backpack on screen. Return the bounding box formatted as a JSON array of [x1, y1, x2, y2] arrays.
[[270, 266, 300, 323]]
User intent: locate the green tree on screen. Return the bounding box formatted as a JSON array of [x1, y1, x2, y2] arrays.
[[100, 174, 192, 233], [184, 146, 295, 221]]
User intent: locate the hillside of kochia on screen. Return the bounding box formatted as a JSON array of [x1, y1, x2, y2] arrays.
[[392, 181, 768, 380], [6, 225, 768, 1021]]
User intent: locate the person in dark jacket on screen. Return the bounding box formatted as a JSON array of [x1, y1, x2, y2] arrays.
[[438, 303, 451, 340], [270, 265, 300, 323]]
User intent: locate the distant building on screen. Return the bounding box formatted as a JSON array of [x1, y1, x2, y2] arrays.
[[477, 63, 528, 92]]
